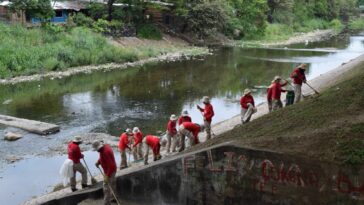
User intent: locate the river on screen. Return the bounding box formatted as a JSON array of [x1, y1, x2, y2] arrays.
[[1, 33, 364, 205]]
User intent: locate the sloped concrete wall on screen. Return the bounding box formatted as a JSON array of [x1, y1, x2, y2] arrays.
[[40, 144, 364, 205]]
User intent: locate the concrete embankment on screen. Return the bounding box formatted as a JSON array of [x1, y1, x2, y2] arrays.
[[26, 144, 364, 205]]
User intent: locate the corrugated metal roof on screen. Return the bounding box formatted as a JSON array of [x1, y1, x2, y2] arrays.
[[0, 1, 11, 7], [52, 1, 89, 11]]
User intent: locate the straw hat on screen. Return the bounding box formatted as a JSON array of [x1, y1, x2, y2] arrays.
[[203, 96, 210, 103], [72, 136, 82, 143], [244, 88, 252, 95], [92, 140, 104, 151], [181, 110, 189, 117], [298, 63, 307, 70], [133, 127, 140, 133], [125, 128, 132, 134], [170, 114, 177, 121], [274, 76, 281, 81]]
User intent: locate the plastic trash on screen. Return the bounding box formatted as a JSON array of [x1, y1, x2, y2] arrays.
[[59, 159, 74, 187]]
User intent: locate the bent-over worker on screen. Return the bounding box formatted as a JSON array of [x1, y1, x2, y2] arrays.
[[93, 140, 117, 205], [178, 122, 204, 152], [143, 135, 167, 165]]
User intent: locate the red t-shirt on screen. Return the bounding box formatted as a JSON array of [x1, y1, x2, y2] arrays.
[[178, 116, 192, 125], [68, 142, 83, 164], [98, 144, 117, 177], [240, 94, 255, 109], [198, 103, 214, 122], [133, 132, 143, 147], [118, 133, 130, 151], [145, 135, 160, 155], [167, 120, 177, 135], [181, 122, 200, 143]]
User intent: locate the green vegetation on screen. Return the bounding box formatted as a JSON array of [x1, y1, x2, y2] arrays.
[[137, 24, 162, 40], [348, 18, 364, 31], [0, 22, 205, 79], [193, 60, 364, 166]]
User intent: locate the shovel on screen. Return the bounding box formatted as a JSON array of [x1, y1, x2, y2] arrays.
[[82, 158, 97, 185], [97, 167, 121, 205]]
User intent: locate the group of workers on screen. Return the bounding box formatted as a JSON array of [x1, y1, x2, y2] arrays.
[[66, 64, 307, 205], [240, 63, 307, 122]]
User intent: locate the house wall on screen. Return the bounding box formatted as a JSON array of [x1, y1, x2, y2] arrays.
[[31, 10, 68, 24]]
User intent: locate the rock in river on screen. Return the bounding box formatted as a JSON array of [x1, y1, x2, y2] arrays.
[[4, 132, 23, 141]]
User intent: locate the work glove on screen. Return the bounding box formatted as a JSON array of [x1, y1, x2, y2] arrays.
[[104, 175, 109, 183], [303, 79, 307, 83], [95, 162, 100, 168], [81, 154, 84, 158], [144, 161, 148, 165]]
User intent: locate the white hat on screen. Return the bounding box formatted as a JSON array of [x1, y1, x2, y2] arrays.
[[125, 128, 132, 134], [203, 96, 210, 103], [133, 127, 140, 133], [181, 110, 189, 116], [244, 88, 251, 95], [274, 76, 281, 81], [170, 114, 177, 121], [92, 140, 104, 151], [73, 136, 82, 143]]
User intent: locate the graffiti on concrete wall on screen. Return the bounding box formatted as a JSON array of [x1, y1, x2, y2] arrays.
[[182, 149, 364, 200]]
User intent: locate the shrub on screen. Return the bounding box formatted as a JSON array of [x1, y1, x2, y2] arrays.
[[137, 24, 162, 40], [263, 23, 293, 41], [92, 19, 110, 33], [329, 19, 344, 32], [348, 18, 364, 32], [72, 13, 94, 27]]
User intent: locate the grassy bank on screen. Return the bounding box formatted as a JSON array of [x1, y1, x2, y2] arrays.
[[238, 18, 344, 47], [193, 58, 364, 166], [0, 23, 205, 79]]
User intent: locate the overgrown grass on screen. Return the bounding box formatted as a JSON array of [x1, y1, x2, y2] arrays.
[[348, 17, 364, 32], [240, 18, 344, 46], [0, 23, 203, 79]]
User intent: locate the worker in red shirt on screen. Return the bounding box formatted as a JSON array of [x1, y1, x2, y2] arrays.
[[93, 140, 117, 205], [166, 114, 178, 153], [132, 127, 143, 161], [178, 110, 192, 125], [290, 63, 307, 103], [143, 135, 167, 165], [197, 96, 214, 140], [178, 122, 204, 152], [267, 81, 274, 112], [271, 76, 288, 111], [67, 136, 88, 192], [118, 128, 132, 169], [240, 89, 257, 124]]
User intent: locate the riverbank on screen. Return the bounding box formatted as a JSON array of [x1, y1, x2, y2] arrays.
[[0, 22, 209, 83], [238, 29, 337, 47]]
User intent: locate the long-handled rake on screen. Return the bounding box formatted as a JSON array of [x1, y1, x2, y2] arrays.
[[82, 158, 97, 185], [97, 167, 121, 205]]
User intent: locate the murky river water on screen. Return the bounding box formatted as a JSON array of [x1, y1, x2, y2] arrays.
[[0, 33, 364, 205]]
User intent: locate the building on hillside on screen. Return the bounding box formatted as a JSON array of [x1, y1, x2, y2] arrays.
[[0, 1, 26, 23], [0, 1, 89, 24], [31, 1, 89, 24]]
